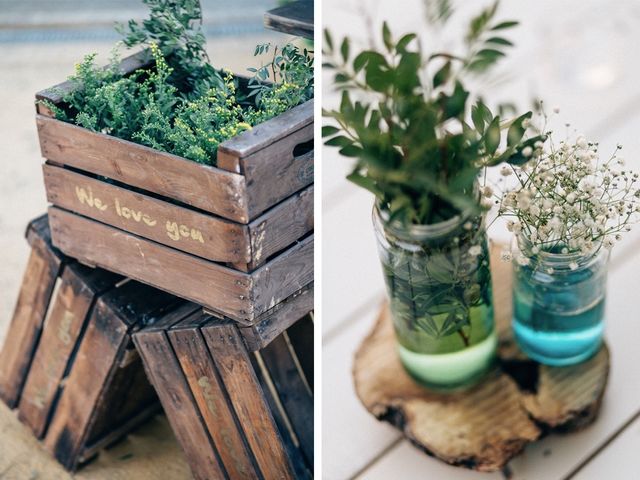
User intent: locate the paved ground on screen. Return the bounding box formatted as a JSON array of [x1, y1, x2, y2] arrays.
[[0, 3, 289, 477]]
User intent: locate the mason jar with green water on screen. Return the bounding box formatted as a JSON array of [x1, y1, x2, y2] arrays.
[[372, 204, 497, 390]]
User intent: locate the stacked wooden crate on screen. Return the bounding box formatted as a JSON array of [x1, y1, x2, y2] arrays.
[[0, 216, 190, 470]]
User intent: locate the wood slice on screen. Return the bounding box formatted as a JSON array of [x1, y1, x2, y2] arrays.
[[353, 246, 610, 472]]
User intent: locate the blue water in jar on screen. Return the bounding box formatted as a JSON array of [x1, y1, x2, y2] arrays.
[[512, 257, 607, 366]]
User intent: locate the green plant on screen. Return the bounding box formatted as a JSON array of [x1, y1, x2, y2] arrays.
[[116, 0, 222, 94], [40, 1, 314, 167], [323, 1, 545, 226]]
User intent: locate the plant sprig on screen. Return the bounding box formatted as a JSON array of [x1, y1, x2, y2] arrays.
[[323, 2, 543, 225]]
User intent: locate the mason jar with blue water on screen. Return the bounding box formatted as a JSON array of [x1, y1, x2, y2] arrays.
[[372, 204, 497, 391], [512, 235, 609, 366]]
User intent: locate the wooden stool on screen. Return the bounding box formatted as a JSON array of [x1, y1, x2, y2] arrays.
[[134, 284, 314, 480], [0, 215, 192, 471]]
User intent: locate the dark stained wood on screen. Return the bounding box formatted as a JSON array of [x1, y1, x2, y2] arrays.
[[202, 321, 296, 479], [261, 334, 314, 467], [42, 281, 181, 470], [169, 318, 259, 479], [0, 217, 64, 408], [17, 264, 121, 438], [239, 284, 314, 352], [264, 1, 314, 39], [285, 314, 314, 391], [353, 247, 610, 472], [251, 235, 314, 316], [48, 206, 253, 322], [247, 185, 314, 270], [35, 50, 152, 110], [43, 163, 252, 264], [37, 115, 250, 223], [48, 207, 314, 323], [133, 325, 226, 480]]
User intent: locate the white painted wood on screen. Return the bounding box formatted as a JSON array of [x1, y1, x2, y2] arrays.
[[573, 416, 640, 480], [357, 441, 504, 480], [322, 187, 385, 336], [322, 299, 400, 480]]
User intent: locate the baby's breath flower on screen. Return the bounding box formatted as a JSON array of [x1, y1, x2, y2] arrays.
[[500, 165, 513, 177], [468, 245, 482, 257]]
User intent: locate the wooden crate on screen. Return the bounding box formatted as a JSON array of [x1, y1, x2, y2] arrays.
[[0, 215, 195, 471], [133, 283, 314, 480], [47, 206, 313, 323], [35, 50, 314, 272]]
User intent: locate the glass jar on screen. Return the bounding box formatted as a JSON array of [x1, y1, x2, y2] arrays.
[[373, 204, 497, 391], [511, 235, 609, 366]]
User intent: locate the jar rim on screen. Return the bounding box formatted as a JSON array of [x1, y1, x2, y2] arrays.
[[514, 232, 608, 269]]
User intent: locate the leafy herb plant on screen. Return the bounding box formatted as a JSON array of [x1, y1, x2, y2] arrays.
[[42, 1, 314, 166], [324, 1, 539, 352]]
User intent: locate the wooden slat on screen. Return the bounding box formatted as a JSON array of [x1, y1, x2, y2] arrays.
[[251, 235, 314, 317], [247, 185, 314, 269], [169, 320, 260, 479], [133, 329, 226, 480], [239, 283, 314, 352], [17, 264, 120, 438], [42, 282, 179, 470], [43, 163, 252, 264], [0, 218, 64, 408], [202, 320, 296, 479], [48, 207, 314, 322], [47, 207, 254, 322], [261, 334, 314, 467], [286, 314, 314, 391], [264, 0, 314, 39], [36, 115, 250, 223], [243, 125, 314, 220]]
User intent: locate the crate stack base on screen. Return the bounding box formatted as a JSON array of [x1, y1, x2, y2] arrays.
[[134, 284, 314, 480], [0, 215, 191, 471]]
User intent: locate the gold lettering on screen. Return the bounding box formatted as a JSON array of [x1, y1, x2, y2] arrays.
[[191, 229, 205, 244], [121, 206, 131, 219], [142, 214, 157, 227], [58, 310, 74, 345], [75, 186, 107, 211], [166, 221, 180, 241], [115, 198, 122, 216], [179, 225, 190, 237]]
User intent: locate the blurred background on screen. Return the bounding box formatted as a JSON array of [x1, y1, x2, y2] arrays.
[[322, 0, 640, 479], [0, 1, 294, 477]]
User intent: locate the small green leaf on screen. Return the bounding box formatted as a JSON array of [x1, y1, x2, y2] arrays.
[[382, 22, 393, 50], [507, 111, 532, 147], [433, 61, 452, 89], [396, 33, 417, 52], [325, 135, 352, 147], [484, 116, 501, 154], [324, 29, 334, 52], [486, 36, 514, 46], [322, 126, 340, 137], [340, 37, 350, 63], [491, 20, 519, 30]]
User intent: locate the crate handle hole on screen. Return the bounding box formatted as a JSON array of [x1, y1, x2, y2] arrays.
[[293, 140, 314, 158]]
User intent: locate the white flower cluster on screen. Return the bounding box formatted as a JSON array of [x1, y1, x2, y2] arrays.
[[495, 134, 640, 257]]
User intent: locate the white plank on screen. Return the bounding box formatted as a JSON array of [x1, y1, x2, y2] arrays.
[[322, 188, 385, 336], [358, 441, 503, 480], [322, 299, 401, 480], [573, 416, 640, 480]]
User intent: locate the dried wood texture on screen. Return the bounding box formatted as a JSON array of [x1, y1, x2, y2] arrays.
[[264, 1, 314, 39], [353, 247, 610, 472], [135, 301, 313, 479], [48, 206, 313, 323], [43, 163, 313, 269], [36, 51, 314, 225], [0, 215, 64, 407]]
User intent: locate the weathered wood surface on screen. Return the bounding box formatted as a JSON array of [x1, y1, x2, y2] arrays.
[[135, 297, 313, 480], [43, 281, 182, 470], [0, 215, 64, 408], [44, 163, 314, 269], [37, 114, 250, 223], [353, 247, 610, 472], [264, 1, 314, 39], [48, 206, 314, 323], [239, 283, 314, 352], [247, 184, 314, 270], [133, 312, 226, 480], [202, 320, 297, 479], [17, 263, 121, 438], [43, 163, 251, 264]]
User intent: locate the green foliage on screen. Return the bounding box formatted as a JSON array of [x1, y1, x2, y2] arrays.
[[323, 2, 543, 225], [41, 2, 314, 167], [116, 0, 222, 94]]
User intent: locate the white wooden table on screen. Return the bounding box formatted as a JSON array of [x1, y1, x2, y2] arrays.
[[322, 1, 640, 478]]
